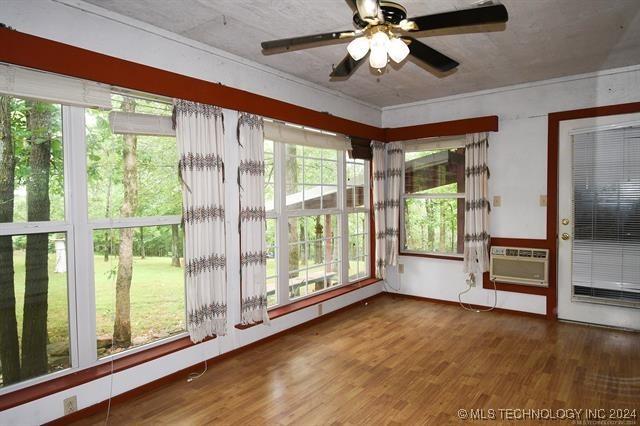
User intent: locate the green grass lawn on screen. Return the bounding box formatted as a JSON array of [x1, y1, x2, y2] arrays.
[[9, 253, 365, 363], [11, 252, 185, 360]]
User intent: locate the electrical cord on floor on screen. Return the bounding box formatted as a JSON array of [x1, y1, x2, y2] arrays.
[[187, 360, 208, 382], [458, 273, 498, 312], [104, 353, 114, 426]]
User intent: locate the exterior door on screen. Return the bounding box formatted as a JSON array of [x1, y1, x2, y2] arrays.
[[557, 112, 640, 330]]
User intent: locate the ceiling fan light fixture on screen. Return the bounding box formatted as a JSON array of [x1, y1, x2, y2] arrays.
[[347, 36, 370, 61], [369, 30, 390, 69], [388, 37, 409, 63]]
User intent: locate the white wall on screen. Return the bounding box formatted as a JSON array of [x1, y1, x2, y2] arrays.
[[0, 107, 384, 425], [0, 0, 381, 127], [381, 65, 640, 315]]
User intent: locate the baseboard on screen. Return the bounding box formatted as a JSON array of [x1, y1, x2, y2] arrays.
[[45, 292, 384, 425], [384, 291, 547, 319]]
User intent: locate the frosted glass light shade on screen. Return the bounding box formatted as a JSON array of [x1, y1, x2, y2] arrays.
[[369, 46, 388, 69], [388, 37, 410, 63], [347, 37, 370, 61], [369, 31, 389, 69]]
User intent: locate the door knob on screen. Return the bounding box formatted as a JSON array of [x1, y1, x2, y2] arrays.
[[561, 218, 570, 225], [561, 232, 570, 240]]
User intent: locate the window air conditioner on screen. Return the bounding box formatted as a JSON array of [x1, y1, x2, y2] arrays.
[[489, 246, 549, 287]]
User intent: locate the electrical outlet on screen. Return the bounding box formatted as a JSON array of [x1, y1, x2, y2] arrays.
[[63, 396, 77, 415], [493, 195, 502, 207], [398, 263, 404, 274], [540, 195, 548, 207], [318, 303, 323, 316]]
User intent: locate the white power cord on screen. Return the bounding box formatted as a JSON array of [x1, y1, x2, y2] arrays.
[[187, 360, 208, 382], [458, 273, 497, 312]]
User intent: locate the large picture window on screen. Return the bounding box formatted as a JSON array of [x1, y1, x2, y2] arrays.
[[86, 94, 185, 357], [401, 145, 466, 256], [264, 130, 371, 308], [0, 87, 187, 391]]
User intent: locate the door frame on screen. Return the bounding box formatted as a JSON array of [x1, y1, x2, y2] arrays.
[[547, 101, 640, 319]]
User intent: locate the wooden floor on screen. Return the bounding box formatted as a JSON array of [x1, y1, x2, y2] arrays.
[[74, 294, 639, 425]]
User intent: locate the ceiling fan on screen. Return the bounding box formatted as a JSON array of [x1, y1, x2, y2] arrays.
[[261, 0, 508, 78]]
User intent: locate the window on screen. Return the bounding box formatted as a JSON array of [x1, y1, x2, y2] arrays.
[[86, 94, 185, 357], [0, 96, 71, 387], [401, 146, 466, 256], [0, 86, 188, 391], [264, 130, 371, 307]]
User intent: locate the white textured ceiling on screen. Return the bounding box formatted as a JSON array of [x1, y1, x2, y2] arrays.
[[83, 0, 640, 107]]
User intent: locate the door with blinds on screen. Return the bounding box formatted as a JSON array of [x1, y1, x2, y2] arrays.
[[557, 113, 640, 330]]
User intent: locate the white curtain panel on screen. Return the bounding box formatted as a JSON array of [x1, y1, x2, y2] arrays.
[[175, 99, 227, 342], [463, 132, 491, 275], [385, 142, 404, 269], [371, 141, 404, 278], [238, 113, 270, 325], [371, 141, 387, 278]]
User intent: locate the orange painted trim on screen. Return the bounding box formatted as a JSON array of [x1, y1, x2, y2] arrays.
[[0, 335, 214, 412], [385, 115, 499, 141], [0, 28, 385, 141]]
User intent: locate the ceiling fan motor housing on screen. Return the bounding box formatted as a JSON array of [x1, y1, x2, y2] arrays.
[[353, 1, 408, 28]]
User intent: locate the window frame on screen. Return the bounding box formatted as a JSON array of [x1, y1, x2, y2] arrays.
[[400, 143, 466, 259], [267, 138, 371, 309], [0, 95, 189, 396]]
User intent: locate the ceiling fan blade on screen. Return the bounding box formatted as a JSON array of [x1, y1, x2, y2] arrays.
[[403, 37, 459, 72], [406, 4, 508, 32], [261, 31, 357, 52], [330, 54, 365, 78]]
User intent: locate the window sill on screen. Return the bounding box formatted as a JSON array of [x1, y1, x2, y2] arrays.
[[235, 277, 382, 330], [0, 335, 215, 412], [399, 251, 464, 261]]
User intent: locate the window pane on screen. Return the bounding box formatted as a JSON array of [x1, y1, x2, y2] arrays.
[[285, 143, 339, 211], [404, 148, 465, 195], [86, 95, 181, 219], [94, 225, 185, 357], [288, 214, 340, 299], [264, 147, 275, 211], [347, 159, 366, 209], [348, 212, 369, 282], [403, 198, 464, 255], [266, 218, 278, 307], [0, 97, 64, 223], [0, 233, 70, 387]]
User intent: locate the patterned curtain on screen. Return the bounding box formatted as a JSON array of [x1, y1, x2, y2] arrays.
[[463, 132, 491, 275], [237, 113, 269, 325], [372, 141, 387, 278], [175, 100, 227, 342], [385, 142, 404, 268], [371, 141, 404, 278]]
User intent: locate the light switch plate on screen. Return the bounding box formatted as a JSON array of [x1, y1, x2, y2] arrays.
[[540, 195, 547, 207], [398, 264, 404, 274], [493, 195, 501, 207]]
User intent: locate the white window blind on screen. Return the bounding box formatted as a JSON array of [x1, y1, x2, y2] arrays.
[[571, 125, 640, 307], [403, 135, 465, 152], [109, 111, 174, 136], [264, 120, 351, 151], [0, 63, 112, 109]]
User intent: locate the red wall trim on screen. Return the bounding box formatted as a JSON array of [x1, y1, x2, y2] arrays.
[[0, 28, 385, 141], [385, 115, 499, 141]]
